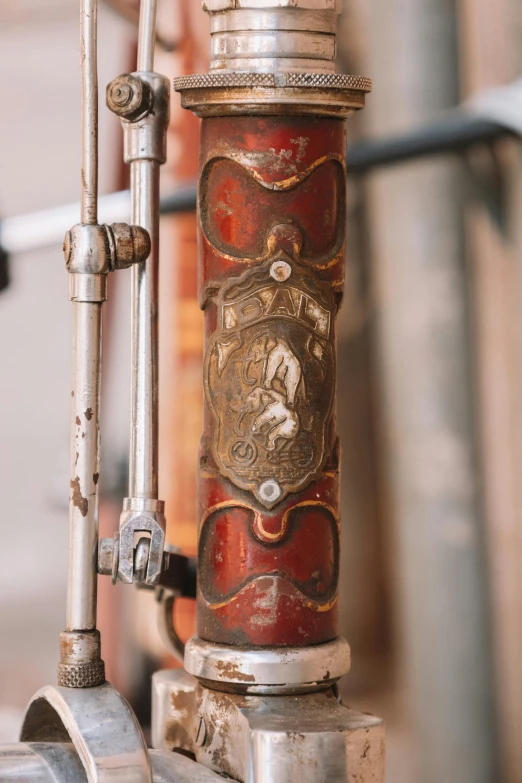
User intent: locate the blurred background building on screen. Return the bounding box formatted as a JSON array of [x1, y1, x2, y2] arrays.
[[1, 1, 521, 781]]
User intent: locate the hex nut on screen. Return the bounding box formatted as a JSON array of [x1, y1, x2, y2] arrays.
[[107, 74, 153, 122]]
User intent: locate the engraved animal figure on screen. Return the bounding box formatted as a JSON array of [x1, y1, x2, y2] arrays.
[[244, 333, 302, 408], [238, 387, 299, 450]]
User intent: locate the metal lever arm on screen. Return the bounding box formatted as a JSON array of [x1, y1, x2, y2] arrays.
[[104, 0, 170, 588]]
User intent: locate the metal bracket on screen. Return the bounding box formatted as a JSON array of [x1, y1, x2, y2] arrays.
[[20, 683, 152, 783], [151, 670, 386, 782], [118, 498, 166, 585]]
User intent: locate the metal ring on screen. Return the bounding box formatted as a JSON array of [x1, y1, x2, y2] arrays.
[[184, 636, 351, 694], [174, 72, 372, 92]]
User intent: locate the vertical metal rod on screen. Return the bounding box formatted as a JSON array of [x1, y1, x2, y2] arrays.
[[81, 0, 98, 225], [66, 301, 103, 631], [137, 0, 157, 73], [65, 0, 102, 633], [129, 159, 160, 499]]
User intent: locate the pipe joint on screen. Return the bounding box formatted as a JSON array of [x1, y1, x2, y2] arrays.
[[64, 223, 151, 277], [107, 72, 170, 164]]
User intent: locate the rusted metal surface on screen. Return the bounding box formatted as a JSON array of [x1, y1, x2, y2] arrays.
[[196, 115, 346, 647], [151, 670, 385, 783]]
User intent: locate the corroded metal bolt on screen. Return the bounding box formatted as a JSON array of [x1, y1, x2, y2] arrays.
[[108, 223, 151, 270], [106, 73, 152, 122]]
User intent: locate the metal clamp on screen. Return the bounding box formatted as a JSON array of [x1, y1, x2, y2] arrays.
[[118, 498, 166, 584], [184, 636, 351, 695], [107, 71, 170, 164], [20, 682, 152, 783]]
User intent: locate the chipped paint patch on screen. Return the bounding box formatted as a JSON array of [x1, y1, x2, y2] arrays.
[[70, 476, 88, 517]]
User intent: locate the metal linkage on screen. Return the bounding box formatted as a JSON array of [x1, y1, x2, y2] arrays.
[[59, 0, 151, 689], [101, 0, 170, 588]]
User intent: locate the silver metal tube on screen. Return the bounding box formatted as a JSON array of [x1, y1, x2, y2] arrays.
[[364, 0, 499, 778], [0, 744, 225, 783], [66, 300, 103, 631], [0, 744, 87, 782], [137, 0, 157, 72], [129, 159, 160, 499], [81, 0, 98, 225]]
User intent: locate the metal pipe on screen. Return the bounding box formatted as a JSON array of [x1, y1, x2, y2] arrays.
[[102, 0, 177, 52], [128, 0, 160, 502], [66, 301, 103, 631], [0, 744, 225, 782], [81, 0, 98, 225], [346, 115, 511, 173], [364, 0, 500, 778], [66, 0, 103, 635], [1, 114, 516, 259], [129, 159, 160, 499], [0, 743, 87, 782], [137, 0, 157, 73], [58, 0, 108, 688], [169, 2, 385, 779], [102, 1, 169, 585]]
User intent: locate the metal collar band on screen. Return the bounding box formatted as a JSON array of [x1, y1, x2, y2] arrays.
[[174, 0, 371, 117], [184, 636, 351, 694]]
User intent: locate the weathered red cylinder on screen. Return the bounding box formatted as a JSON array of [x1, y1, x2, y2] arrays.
[[196, 115, 346, 647]]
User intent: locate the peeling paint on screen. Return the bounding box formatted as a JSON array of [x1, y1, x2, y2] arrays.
[[215, 661, 255, 683], [70, 476, 88, 517]]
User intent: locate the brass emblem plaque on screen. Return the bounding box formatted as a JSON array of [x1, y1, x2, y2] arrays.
[[204, 257, 335, 508]]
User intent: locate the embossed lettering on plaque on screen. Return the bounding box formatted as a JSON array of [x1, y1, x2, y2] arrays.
[[204, 256, 335, 508]]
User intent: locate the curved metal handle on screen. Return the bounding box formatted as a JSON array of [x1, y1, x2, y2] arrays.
[[157, 592, 185, 664]]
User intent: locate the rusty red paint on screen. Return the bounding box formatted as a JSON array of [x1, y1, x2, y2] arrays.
[[197, 115, 345, 647]]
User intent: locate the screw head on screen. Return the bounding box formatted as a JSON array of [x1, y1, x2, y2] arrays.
[[63, 230, 72, 266], [270, 259, 292, 282], [194, 715, 207, 747], [259, 479, 282, 504]]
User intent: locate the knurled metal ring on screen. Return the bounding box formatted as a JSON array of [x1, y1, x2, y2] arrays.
[[174, 72, 372, 92], [57, 660, 106, 689]]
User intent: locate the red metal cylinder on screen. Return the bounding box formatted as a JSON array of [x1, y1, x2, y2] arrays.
[[196, 115, 346, 647]]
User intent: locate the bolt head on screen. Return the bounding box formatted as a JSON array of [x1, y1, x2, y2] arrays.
[[108, 223, 151, 270], [106, 74, 152, 121]]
